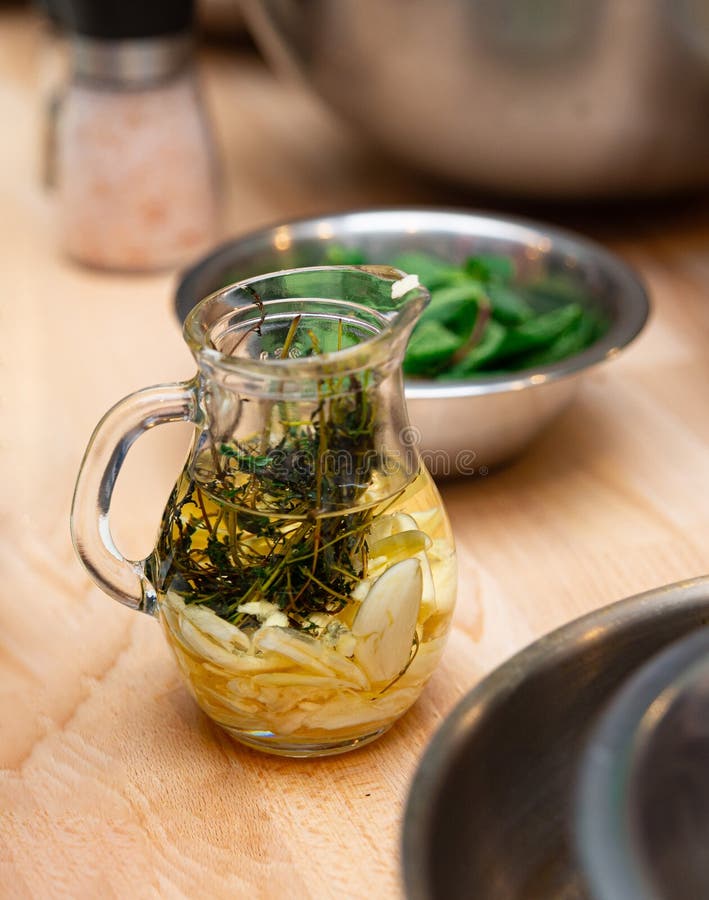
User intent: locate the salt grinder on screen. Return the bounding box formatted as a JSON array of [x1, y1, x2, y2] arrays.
[[55, 0, 220, 271]]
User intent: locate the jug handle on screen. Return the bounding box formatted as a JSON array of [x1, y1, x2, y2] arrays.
[[70, 379, 198, 615]]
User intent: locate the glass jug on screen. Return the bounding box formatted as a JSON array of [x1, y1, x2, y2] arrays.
[[71, 267, 457, 756]]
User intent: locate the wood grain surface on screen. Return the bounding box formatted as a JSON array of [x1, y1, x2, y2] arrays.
[[2, 8, 709, 899]]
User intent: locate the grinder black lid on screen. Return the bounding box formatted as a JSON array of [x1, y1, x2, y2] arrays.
[[57, 0, 194, 39]]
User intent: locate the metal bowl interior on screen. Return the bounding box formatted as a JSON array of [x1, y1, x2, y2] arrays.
[[401, 576, 709, 900], [576, 627, 709, 900]]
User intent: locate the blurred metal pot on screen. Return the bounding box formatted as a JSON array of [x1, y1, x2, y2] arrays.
[[576, 626, 709, 900], [242, 0, 709, 198]]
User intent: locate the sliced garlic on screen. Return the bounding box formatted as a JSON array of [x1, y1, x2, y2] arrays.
[[159, 601, 180, 636], [318, 645, 369, 689], [269, 707, 311, 736], [198, 684, 263, 717], [429, 549, 457, 616], [177, 618, 253, 673], [237, 600, 282, 621], [302, 686, 419, 731], [350, 580, 371, 602], [321, 624, 360, 665], [391, 273, 420, 299], [410, 507, 440, 531], [363, 512, 437, 618], [164, 590, 186, 611], [336, 632, 357, 658], [182, 603, 251, 651], [202, 656, 290, 677], [352, 558, 423, 683], [418, 553, 437, 617], [264, 611, 289, 628], [368, 529, 431, 565], [307, 612, 333, 630], [251, 672, 355, 689], [253, 627, 337, 677], [367, 512, 414, 545]]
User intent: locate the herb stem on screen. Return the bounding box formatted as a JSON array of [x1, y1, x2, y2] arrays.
[[195, 486, 214, 535], [300, 569, 351, 604], [156, 312, 385, 629]]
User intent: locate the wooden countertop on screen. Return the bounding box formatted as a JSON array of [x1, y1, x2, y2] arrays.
[[2, 8, 709, 898]]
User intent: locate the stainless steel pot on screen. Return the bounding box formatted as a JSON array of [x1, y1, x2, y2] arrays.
[[401, 576, 709, 899], [243, 0, 709, 198], [576, 626, 709, 900]]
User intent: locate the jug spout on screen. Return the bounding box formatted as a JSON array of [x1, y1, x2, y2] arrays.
[[354, 264, 427, 333]]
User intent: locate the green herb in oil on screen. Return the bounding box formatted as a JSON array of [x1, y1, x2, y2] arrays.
[[152, 311, 393, 633]]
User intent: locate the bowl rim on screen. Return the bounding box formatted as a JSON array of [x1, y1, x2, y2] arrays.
[[400, 575, 709, 900], [175, 206, 650, 396]]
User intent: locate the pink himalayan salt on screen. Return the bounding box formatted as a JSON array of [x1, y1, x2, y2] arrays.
[[56, 73, 219, 271]]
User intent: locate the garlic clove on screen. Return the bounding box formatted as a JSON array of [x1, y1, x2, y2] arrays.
[[367, 512, 416, 545], [177, 618, 254, 673], [164, 590, 186, 611], [350, 579, 371, 602], [237, 600, 281, 621], [253, 626, 337, 677], [307, 612, 333, 630], [251, 672, 355, 689], [319, 645, 370, 690], [182, 603, 251, 651], [368, 529, 431, 565], [352, 558, 423, 683], [410, 507, 440, 531], [336, 631, 357, 658]]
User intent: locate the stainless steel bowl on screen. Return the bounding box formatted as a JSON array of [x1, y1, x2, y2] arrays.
[[576, 627, 709, 900], [242, 0, 709, 198], [175, 208, 649, 473], [401, 576, 709, 900]]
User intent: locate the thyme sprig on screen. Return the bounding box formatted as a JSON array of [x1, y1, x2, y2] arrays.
[[153, 316, 390, 631]]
